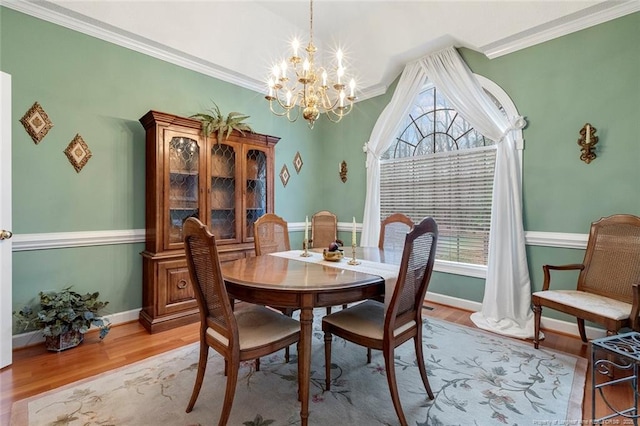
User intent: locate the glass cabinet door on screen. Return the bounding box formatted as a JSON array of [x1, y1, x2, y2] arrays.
[[245, 148, 267, 240], [167, 135, 199, 245], [210, 143, 237, 241]]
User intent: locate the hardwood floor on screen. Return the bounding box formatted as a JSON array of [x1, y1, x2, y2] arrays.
[[0, 302, 632, 425]]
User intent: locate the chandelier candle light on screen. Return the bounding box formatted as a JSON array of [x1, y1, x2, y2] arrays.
[[265, 0, 357, 129]]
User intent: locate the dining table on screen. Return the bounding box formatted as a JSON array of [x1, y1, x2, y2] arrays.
[[220, 246, 402, 426]]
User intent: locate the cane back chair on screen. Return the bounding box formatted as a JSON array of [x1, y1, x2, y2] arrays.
[[322, 217, 438, 426], [532, 214, 640, 349], [183, 217, 300, 425]]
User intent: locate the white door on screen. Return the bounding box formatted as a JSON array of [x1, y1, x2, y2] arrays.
[[0, 71, 13, 368]]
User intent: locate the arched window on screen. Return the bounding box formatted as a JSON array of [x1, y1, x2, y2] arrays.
[[380, 77, 520, 268]]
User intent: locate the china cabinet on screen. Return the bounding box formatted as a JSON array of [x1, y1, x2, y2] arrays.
[[139, 110, 279, 332]]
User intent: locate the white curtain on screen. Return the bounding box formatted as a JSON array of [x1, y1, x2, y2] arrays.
[[362, 46, 534, 339], [360, 61, 427, 247]]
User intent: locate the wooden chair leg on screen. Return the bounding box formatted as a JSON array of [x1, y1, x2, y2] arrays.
[[367, 348, 372, 364], [324, 332, 333, 391], [285, 347, 290, 363], [577, 318, 588, 343], [186, 343, 209, 413], [219, 359, 239, 426], [414, 335, 434, 399], [384, 347, 408, 426], [255, 357, 260, 372], [326, 307, 332, 315], [533, 304, 542, 349]]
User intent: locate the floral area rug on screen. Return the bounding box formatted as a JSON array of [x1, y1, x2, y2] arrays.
[[11, 310, 586, 425]]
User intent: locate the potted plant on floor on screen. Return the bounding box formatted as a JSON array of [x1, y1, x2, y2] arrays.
[[14, 287, 111, 351]]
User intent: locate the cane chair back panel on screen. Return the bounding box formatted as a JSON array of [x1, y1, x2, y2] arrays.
[[578, 218, 640, 303], [254, 213, 290, 256], [183, 217, 234, 336], [379, 213, 414, 251], [311, 210, 338, 249]]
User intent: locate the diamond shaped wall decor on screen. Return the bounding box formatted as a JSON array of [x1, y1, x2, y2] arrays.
[[280, 164, 290, 187], [64, 134, 92, 173], [20, 102, 53, 144], [293, 151, 303, 174]]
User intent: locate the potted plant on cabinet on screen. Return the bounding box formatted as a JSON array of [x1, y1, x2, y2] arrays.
[[14, 287, 111, 351], [191, 101, 253, 144]]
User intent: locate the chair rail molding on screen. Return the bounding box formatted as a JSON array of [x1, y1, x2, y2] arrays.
[[12, 229, 145, 251], [12, 227, 586, 253]]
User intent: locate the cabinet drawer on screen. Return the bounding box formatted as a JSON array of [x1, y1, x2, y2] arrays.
[[157, 260, 197, 315]]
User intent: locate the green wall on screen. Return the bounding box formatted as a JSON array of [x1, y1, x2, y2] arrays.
[[3, 6, 639, 328]]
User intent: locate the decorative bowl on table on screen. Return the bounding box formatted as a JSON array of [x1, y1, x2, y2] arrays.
[[323, 249, 344, 262]]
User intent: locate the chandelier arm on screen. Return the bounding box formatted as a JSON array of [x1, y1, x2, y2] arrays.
[[264, 0, 357, 128]]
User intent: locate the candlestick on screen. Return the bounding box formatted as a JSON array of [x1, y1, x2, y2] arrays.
[[347, 243, 360, 265]]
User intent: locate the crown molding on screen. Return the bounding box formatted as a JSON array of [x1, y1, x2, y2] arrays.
[[481, 0, 640, 59], [6, 0, 635, 97], [0, 0, 264, 92]]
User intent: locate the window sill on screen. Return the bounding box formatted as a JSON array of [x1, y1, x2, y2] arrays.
[[434, 260, 487, 279]]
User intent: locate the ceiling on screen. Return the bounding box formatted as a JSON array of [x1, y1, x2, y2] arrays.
[[7, 0, 639, 99]]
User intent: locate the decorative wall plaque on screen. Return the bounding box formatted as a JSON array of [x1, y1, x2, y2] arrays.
[[64, 134, 92, 173], [20, 102, 53, 144], [293, 151, 303, 174], [279, 164, 290, 187], [340, 160, 348, 183]]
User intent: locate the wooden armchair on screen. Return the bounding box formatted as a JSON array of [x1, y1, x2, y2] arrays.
[[532, 214, 640, 349]]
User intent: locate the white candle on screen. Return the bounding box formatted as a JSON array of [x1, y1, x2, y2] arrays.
[[585, 124, 591, 145], [352, 217, 356, 246], [292, 38, 299, 57], [304, 216, 309, 242]]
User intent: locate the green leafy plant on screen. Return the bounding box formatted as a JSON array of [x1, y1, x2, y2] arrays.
[[191, 101, 253, 144], [14, 287, 111, 340]]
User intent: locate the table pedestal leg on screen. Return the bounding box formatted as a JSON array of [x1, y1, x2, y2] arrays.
[[299, 305, 312, 426]]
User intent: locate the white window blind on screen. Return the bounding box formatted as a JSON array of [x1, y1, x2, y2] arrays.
[[380, 145, 496, 265]]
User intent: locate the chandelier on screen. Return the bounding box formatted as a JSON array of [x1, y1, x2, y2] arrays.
[[265, 0, 356, 129]]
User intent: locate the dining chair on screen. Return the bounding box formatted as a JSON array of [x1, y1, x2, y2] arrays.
[[310, 210, 346, 314], [379, 213, 414, 250], [322, 217, 438, 426], [310, 210, 340, 249], [253, 212, 296, 361], [254, 213, 291, 256], [183, 217, 300, 425], [532, 214, 640, 349]]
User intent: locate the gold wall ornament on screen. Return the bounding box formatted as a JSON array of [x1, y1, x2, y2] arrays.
[[279, 164, 290, 187], [578, 123, 598, 164], [293, 151, 303, 174], [64, 134, 92, 173], [20, 102, 53, 144], [339, 160, 348, 183]]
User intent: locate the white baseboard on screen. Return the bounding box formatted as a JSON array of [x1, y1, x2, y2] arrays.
[[13, 296, 605, 349], [425, 291, 605, 341], [12, 309, 140, 349]]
